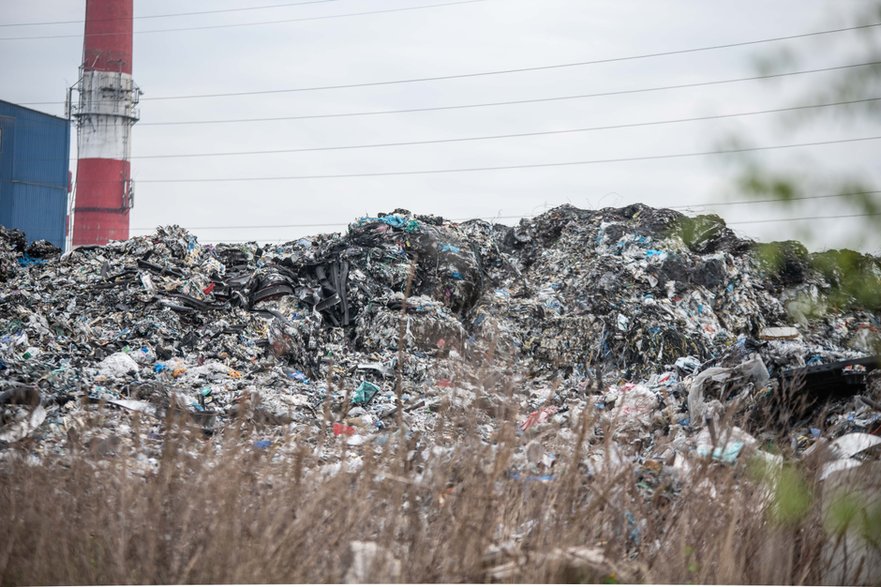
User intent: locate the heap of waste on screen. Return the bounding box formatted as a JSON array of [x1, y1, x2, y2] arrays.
[[1, 204, 879, 480]]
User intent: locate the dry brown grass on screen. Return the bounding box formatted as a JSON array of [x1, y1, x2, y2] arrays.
[[2, 392, 879, 586]]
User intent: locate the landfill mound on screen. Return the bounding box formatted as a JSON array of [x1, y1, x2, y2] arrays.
[[0, 204, 879, 466]]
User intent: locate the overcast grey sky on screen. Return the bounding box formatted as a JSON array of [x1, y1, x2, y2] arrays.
[[2, 0, 880, 251]]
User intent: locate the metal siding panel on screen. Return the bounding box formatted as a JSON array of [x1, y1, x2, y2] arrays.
[[9, 183, 66, 247], [0, 101, 71, 248], [0, 113, 15, 227], [12, 111, 69, 188]]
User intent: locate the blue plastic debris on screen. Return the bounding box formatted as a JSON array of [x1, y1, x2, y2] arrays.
[[358, 215, 419, 232], [545, 298, 563, 311], [697, 440, 745, 463], [17, 255, 47, 267], [379, 215, 406, 229], [450, 271, 464, 280], [153, 363, 166, 374], [509, 471, 554, 483], [289, 370, 310, 384], [254, 439, 272, 450], [440, 243, 461, 254], [352, 381, 381, 405], [625, 511, 641, 544]]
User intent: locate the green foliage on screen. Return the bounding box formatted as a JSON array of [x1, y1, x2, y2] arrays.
[[771, 465, 813, 526], [752, 240, 881, 315], [752, 241, 813, 290], [825, 490, 863, 535], [683, 545, 700, 576], [727, 2, 881, 256], [812, 249, 881, 311], [737, 171, 799, 203], [824, 490, 881, 545], [747, 454, 776, 483], [670, 214, 726, 252]]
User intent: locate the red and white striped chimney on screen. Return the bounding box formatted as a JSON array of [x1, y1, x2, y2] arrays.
[[72, 0, 139, 246]]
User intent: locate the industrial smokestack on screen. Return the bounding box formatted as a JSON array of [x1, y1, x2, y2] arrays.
[[71, 0, 139, 247]]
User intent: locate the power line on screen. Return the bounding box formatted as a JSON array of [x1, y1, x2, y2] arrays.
[[23, 59, 881, 109], [0, 0, 488, 41], [128, 135, 881, 183], [728, 211, 881, 225], [13, 22, 877, 103], [126, 96, 881, 159], [0, 0, 346, 27], [671, 190, 881, 210], [129, 23, 881, 102], [156, 210, 881, 243], [128, 190, 881, 231], [134, 61, 881, 126]]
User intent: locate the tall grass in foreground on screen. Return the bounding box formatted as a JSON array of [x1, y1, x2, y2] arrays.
[[1, 395, 879, 585]]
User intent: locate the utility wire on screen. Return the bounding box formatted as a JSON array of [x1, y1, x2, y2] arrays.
[[126, 96, 881, 159], [156, 210, 881, 242], [13, 23, 879, 104], [129, 23, 881, 102], [133, 61, 881, 126], [728, 211, 881, 225], [670, 190, 881, 210], [128, 190, 881, 231], [0, 0, 346, 27], [44, 92, 872, 165], [0, 0, 488, 40], [24, 59, 881, 109], [128, 135, 881, 183]]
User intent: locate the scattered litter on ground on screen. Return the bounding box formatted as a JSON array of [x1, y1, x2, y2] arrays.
[[0, 204, 878, 508]]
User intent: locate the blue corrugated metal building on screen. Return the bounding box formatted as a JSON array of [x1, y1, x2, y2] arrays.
[[0, 99, 71, 250]]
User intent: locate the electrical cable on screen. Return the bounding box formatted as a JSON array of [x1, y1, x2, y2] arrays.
[[134, 23, 881, 102], [40, 93, 877, 164], [18, 55, 881, 110], [127, 191, 881, 230], [125, 135, 881, 183], [158, 209, 881, 242], [728, 211, 881, 225], [133, 61, 881, 126], [126, 96, 881, 159], [127, 190, 881, 231], [670, 190, 881, 210], [12, 24, 881, 106], [0, 0, 346, 27], [0, 0, 488, 40]]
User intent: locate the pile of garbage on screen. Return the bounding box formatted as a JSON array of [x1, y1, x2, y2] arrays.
[[0, 204, 879, 476]]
